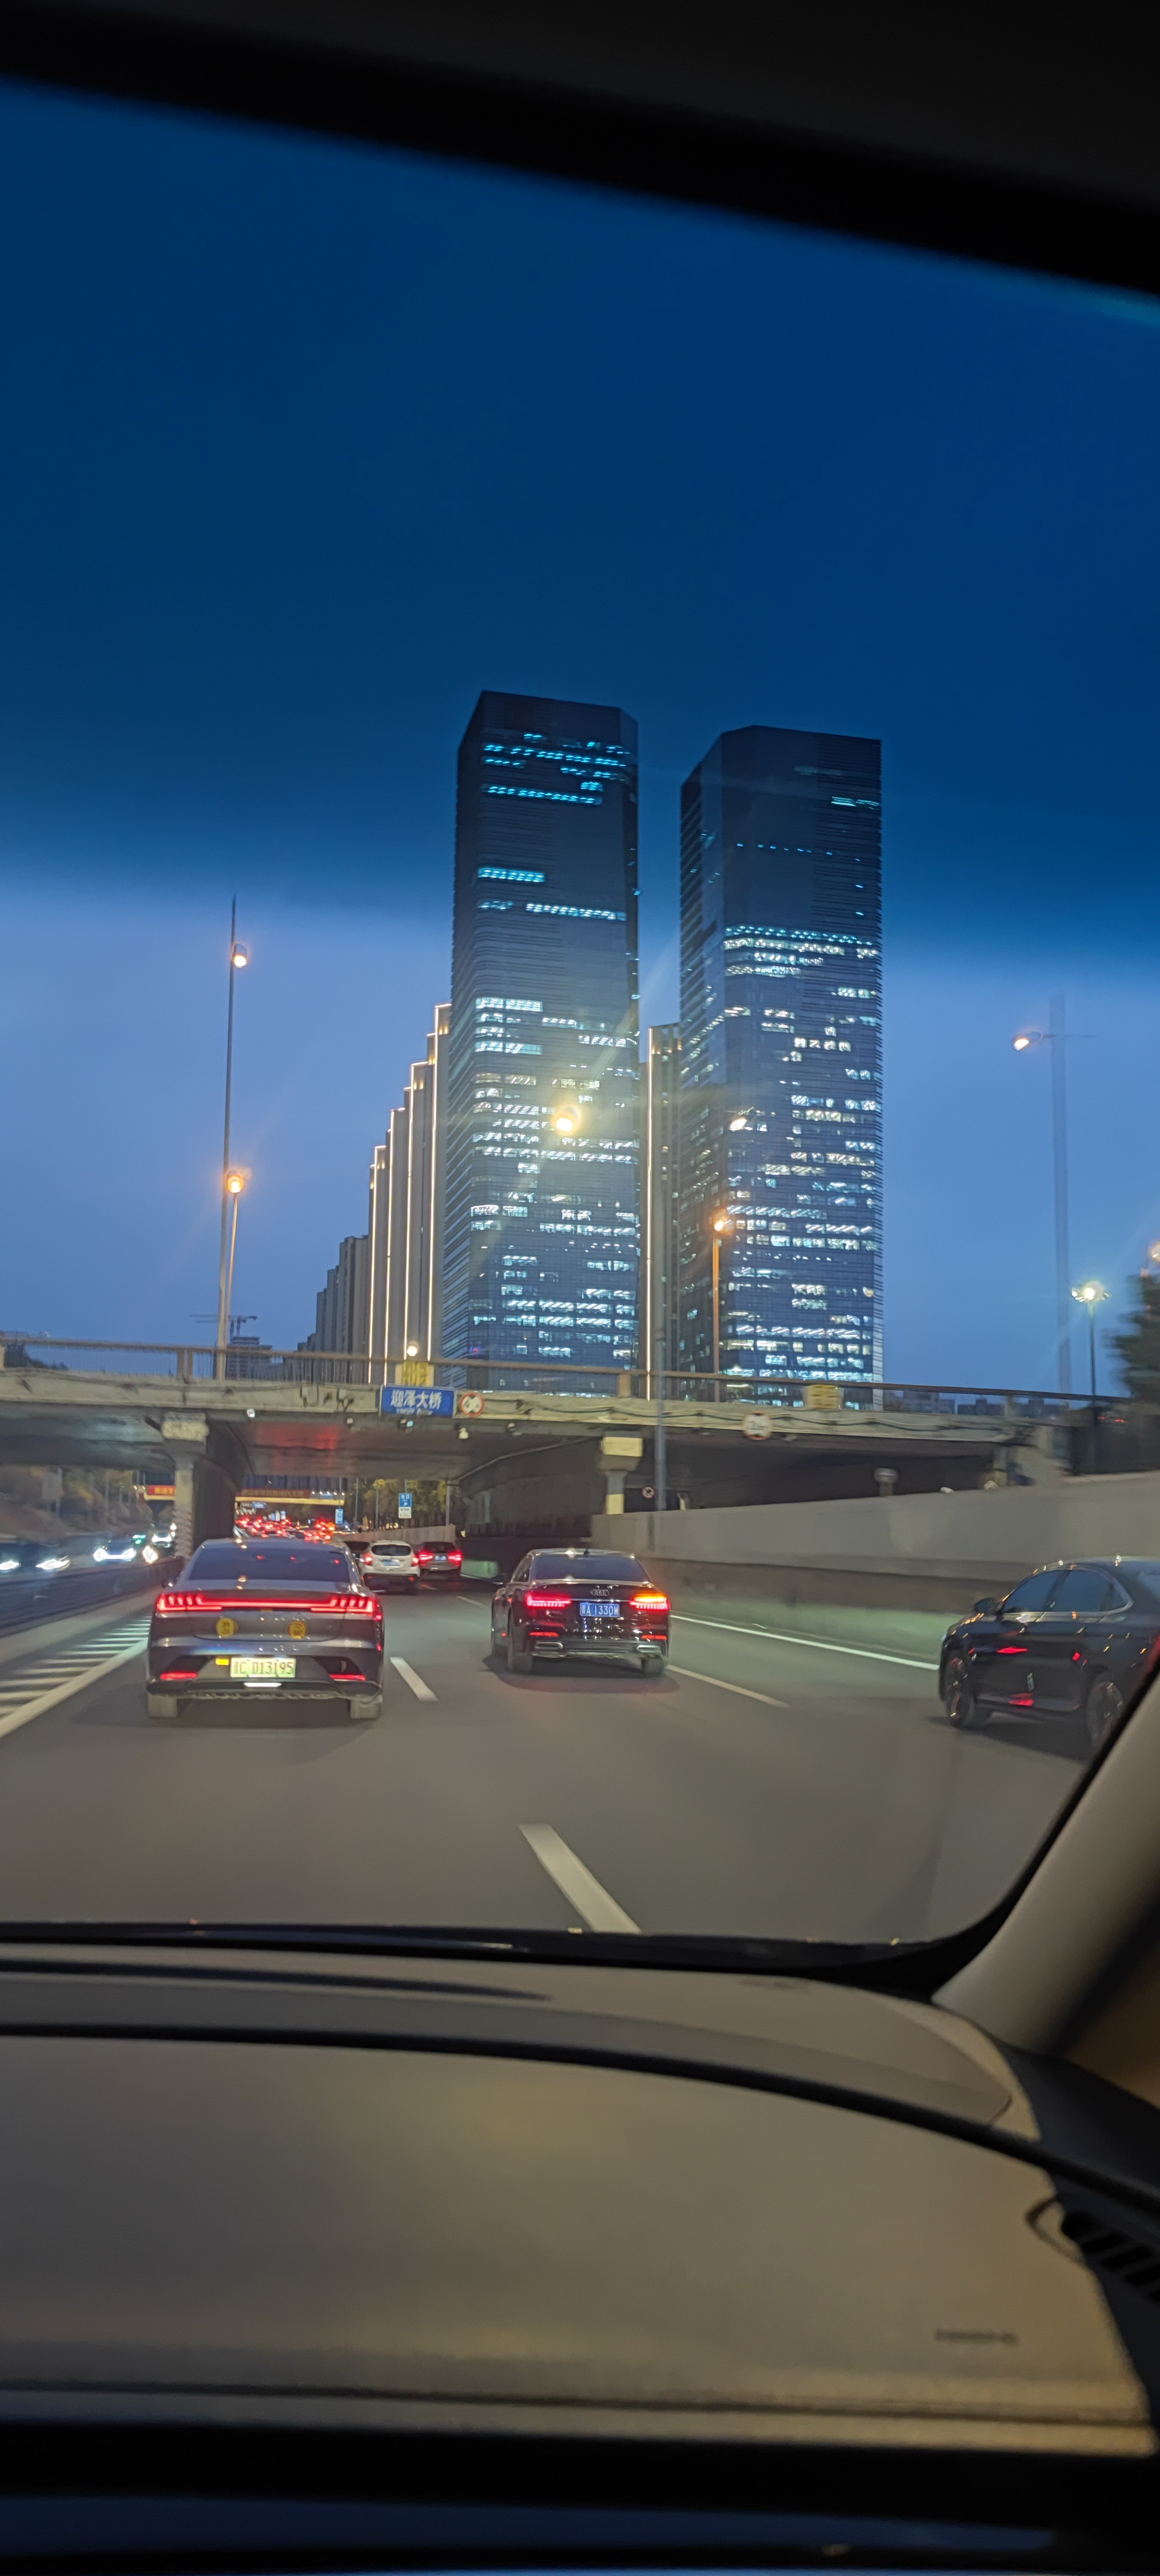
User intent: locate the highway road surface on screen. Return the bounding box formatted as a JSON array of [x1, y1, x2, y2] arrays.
[[0, 1589, 1087, 1947]]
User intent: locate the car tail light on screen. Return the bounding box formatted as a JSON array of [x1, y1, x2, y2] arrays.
[[158, 1667, 199, 1682], [155, 1592, 213, 1613], [416, 1549, 434, 1563], [449, 1551, 463, 1565], [523, 1591, 573, 1612], [326, 1594, 383, 1618], [631, 1591, 670, 1612]]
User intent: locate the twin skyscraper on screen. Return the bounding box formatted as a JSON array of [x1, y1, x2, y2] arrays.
[[359, 689, 882, 1388]]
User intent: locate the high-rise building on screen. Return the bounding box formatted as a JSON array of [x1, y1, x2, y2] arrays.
[[368, 1003, 450, 1368], [643, 1023, 681, 1386], [443, 691, 640, 1375], [302, 1232, 369, 1368], [678, 724, 882, 1384]]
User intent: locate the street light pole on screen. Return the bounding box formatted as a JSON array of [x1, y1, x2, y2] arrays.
[[1013, 994, 1072, 1393], [711, 1214, 733, 1399], [215, 900, 249, 1380], [1071, 1279, 1109, 1400], [1049, 992, 1072, 1395]]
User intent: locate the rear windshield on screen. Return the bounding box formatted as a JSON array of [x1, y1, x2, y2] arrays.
[[530, 1552, 649, 1581], [371, 1542, 413, 1556], [185, 1544, 355, 1583]]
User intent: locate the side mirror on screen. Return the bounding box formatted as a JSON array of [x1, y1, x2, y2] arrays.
[[972, 1596, 998, 1616]]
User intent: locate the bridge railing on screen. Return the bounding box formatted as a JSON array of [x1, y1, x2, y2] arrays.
[[0, 1335, 1120, 1416]]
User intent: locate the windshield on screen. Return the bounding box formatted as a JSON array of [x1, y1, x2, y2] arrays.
[[0, 73, 1157, 1961]]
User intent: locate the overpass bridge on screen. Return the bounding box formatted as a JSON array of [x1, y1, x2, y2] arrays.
[[0, 1337, 1100, 1556]]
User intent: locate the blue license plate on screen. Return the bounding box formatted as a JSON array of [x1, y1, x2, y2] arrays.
[[581, 1602, 619, 1620]]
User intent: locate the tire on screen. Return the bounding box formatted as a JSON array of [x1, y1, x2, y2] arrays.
[[640, 1653, 667, 1677], [942, 1654, 979, 1729], [1085, 1673, 1124, 1755], [507, 1619, 533, 1676], [146, 1692, 179, 1719]]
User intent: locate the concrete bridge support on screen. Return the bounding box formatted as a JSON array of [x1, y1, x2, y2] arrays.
[[161, 1416, 245, 1559]]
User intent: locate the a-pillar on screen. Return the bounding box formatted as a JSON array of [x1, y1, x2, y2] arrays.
[[599, 1434, 642, 1518]]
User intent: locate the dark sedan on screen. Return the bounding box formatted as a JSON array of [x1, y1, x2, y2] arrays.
[[939, 1558, 1160, 1752], [147, 1537, 384, 1720], [491, 1547, 670, 1676]]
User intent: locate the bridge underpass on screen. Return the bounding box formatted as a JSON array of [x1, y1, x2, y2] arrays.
[[0, 1363, 1066, 1556]]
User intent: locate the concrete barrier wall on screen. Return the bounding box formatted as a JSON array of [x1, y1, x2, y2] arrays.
[[592, 1473, 1160, 1613]]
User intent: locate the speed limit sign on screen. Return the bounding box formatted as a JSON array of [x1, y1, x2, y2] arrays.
[[458, 1390, 485, 1416]]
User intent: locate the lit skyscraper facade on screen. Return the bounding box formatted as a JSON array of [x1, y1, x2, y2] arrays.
[[678, 725, 882, 1383], [443, 691, 640, 1373]]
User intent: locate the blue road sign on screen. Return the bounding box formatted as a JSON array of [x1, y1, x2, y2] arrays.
[[380, 1384, 456, 1417]]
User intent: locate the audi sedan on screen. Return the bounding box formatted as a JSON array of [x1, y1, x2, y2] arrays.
[[939, 1557, 1160, 1752], [490, 1547, 670, 1676], [147, 1537, 384, 1720]]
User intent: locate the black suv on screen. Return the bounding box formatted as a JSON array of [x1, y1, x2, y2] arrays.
[[939, 1559, 1160, 1752]]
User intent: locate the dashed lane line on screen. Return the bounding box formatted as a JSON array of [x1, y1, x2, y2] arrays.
[[389, 1656, 437, 1702], [519, 1825, 639, 1933], [0, 1620, 151, 1741], [668, 1665, 787, 1708], [672, 1612, 939, 1673]]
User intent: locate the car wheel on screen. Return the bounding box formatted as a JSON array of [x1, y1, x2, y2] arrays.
[[942, 1654, 979, 1729], [640, 1653, 667, 1677], [507, 1618, 533, 1676], [146, 1692, 179, 1719], [1085, 1673, 1124, 1754]]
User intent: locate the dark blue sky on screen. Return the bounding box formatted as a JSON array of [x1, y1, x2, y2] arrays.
[[1, 77, 1157, 1387]]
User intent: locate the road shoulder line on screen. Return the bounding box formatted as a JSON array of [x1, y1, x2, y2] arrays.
[[672, 1613, 939, 1672], [0, 1636, 149, 1743]]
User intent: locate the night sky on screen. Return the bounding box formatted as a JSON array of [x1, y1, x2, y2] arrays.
[[1, 76, 1157, 1390]]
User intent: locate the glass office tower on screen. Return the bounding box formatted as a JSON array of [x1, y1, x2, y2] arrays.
[[678, 725, 882, 1384], [443, 691, 640, 1375]]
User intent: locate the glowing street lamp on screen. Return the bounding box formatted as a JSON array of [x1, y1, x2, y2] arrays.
[[1071, 1279, 1109, 1398], [553, 1106, 580, 1138]]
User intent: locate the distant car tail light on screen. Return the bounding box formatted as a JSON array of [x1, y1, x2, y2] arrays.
[[631, 1591, 670, 1612], [416, 1549, 434, 1563], [449, 1551, 463, 1565], [523, 1591, 572, 1611]]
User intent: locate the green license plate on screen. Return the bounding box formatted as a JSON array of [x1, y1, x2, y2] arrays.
[[230, 1656, 296, 1680]]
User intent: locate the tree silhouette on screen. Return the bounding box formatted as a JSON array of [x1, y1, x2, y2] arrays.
[[1112, 1275, 1160, 1402]]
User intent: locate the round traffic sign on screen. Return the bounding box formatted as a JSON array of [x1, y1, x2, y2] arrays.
[[458, 1390, 485, 1416], [742, 1410, 775, 1441]]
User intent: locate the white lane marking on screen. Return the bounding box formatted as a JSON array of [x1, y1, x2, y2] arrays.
[[668, 1664, 787, 1708], [0, 1632, 150, 1742], [389, 1655, 436, 1702], [519, 1824, 639, 1933], [672, 1613, 939, 1673]]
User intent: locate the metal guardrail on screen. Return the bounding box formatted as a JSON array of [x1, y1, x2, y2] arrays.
[[0, 1333, 1121, 1416]]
